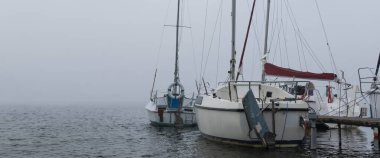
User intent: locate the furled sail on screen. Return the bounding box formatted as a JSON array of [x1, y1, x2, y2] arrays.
[[264, 63, 336, 80]]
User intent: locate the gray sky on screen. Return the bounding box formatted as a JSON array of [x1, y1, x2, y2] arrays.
[[0, 0, 379, 105]]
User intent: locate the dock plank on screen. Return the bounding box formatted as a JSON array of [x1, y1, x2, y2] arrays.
[[317, 116, 380, 127]]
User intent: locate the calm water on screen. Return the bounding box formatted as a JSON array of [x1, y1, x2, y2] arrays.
[[0, 104, 379, 158]]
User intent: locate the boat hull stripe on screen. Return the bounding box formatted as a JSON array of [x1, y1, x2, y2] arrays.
[[194, 105, 308, 112], [201, 132, 303, 147]]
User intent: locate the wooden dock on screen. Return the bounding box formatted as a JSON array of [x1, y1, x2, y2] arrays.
[[309, 113, 380, 150], [317, 116, 380, 127]]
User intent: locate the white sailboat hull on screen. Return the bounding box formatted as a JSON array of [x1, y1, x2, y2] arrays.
[[195, 92, 308, 147], [146, 101, 197, 127], [370, 89, 380, 138]]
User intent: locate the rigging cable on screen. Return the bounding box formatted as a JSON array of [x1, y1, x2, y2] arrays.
[[253, 14, 262, 55], [216, 0, 224, 87], [280, 0, 290, 68], [298, 32, 327, 72], [269, 0, 279, 65], [185, 0, 200, 83], [200, 0, 209, 82], [268, 0, 278, 51], [314, 0, 338, 74], [291, 0, 308, 71], [269, 0, 288, 69], [285, 0, 327, 72], [270, 0, 285, 67], [283, 0, 303, 71], [154, 0, 174, 69], [287, 0, 308, 71], [236, 0, 257, 81], [277, 1, 285, 67], [250, 1, 262, 80], [202, 1, 224, 78], [178, 0, 184, 50]]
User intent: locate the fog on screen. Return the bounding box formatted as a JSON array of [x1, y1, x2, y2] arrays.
[[0, 0, 378, 105]]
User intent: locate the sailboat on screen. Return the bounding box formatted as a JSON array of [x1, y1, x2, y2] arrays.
[[195, 0, 336, 147], [145, 0, 196, 127], [322, 82, 366, 128]]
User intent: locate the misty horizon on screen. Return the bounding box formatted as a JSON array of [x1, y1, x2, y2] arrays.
[[0, 0, 379, 105]]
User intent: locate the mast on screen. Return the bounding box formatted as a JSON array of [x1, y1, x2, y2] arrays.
[[174, 0, 180, 84], [230, 0, 237, 81], [262, 0, 271, 82]]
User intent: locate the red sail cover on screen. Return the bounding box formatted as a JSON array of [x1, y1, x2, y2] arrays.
[[264, 63, 336, 80]]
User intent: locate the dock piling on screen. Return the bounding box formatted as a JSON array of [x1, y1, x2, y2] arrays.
[[338, 123, 342, 149], [378, 127, 380, 148], [309, 112, 317, 150]]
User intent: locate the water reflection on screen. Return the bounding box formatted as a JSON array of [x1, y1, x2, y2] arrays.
[[1, 105, 380, 157], [143, 122, 380, 157]]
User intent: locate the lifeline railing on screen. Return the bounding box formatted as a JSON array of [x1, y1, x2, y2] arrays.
[[358, 67, 380, 119], [358, 67, 380, 94], [217, 80, 311, 102]]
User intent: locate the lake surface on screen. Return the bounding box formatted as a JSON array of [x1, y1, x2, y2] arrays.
[[0, 104, 379, 157]]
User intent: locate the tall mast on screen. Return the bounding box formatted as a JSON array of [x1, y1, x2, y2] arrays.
[[174, 0, 180, 84], [262, 0, 271, 82], [230, 0, 237, 81]]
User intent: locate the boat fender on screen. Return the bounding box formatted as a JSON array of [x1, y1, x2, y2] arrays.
[[327, 86, 334, 103]]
